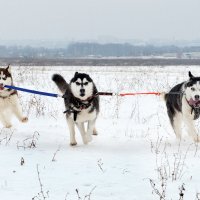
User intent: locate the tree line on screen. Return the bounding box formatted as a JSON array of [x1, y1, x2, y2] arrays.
[[0, 43, 200, 58]]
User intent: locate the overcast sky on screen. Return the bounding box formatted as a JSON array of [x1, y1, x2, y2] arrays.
[[0, 0, 199, 41]]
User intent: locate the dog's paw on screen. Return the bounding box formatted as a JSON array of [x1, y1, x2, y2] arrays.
[[82, 135, 92, 144], [93, 128, 98, 136], [70, 142, 77, 146], [5, 124, 12, 128], [82, 137, 89, 145], [83, 140, 88, 145], [86, 135, 93, 142], [21, 117, 28, 123], [193, 135, 200, 143]]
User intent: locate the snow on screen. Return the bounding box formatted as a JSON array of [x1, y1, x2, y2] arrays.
[[1, 65, 200, 199]]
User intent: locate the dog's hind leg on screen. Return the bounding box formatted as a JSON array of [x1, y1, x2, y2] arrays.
[[171, 113, 183, 140], [76, 122, 88, 144], [66, 117, 77, 146]]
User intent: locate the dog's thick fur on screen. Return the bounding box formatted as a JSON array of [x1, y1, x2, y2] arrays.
[[52, 72, 99, 145], [164, 71, 200, 141], [0, 65, 28, 128]]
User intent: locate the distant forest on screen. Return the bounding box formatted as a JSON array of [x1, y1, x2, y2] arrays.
[[0, 43, 200, 58]]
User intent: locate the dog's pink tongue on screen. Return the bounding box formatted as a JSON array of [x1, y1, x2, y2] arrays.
[[189, 98, 200, 106]]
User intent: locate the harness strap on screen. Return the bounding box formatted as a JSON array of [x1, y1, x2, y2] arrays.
[[63, 98, 92, 121], [0, 90, 17, 99], [63, 109, 80, 121], [97, 92, 114, 96], [191, 107, 200, 120]]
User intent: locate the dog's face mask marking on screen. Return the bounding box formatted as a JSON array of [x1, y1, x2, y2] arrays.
[[70, 72, 93, 100], [185, 71, 200, 106], [0, 66, 12, 91]]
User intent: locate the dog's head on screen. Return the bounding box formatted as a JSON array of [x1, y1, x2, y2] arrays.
[[70, 72, 94, 100], [0, 65, 12, 91], [185, 71, 200, 106]]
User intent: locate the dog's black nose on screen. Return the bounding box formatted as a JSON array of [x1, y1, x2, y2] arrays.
[[195, 95, 200, 100], [80, 89, 85, 96], [80, 89, 85, 93]]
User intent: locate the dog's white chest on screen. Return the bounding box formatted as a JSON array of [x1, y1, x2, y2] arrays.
[[0, 95, 18, 112], [0, 97, 11, 110]]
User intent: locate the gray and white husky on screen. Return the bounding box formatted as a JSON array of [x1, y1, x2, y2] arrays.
[[164, 71, 200, 142], [0, 65, 28, 128], [52, 72, 99, 146]]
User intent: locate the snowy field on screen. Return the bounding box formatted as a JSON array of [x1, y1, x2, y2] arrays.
[[1, 65, 200, 200]]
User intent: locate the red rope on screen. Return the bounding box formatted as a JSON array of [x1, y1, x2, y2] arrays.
[[119, 92, 161, 96], [96, 92, 161, 97]]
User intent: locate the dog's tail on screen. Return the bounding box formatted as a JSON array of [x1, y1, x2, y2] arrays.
[[52, 74, 69, 94]]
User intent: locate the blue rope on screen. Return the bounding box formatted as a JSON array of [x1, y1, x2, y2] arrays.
[[4, 85, 60, 98]]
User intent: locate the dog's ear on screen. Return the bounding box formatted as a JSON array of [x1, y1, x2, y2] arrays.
[[189, 71, 194, 79], [86, 74, 92, 82], [74, 72, 78, 77], [6, 64, 11, 74]]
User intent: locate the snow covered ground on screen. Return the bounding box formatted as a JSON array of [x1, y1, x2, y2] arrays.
[[1, 65, 200, 200]]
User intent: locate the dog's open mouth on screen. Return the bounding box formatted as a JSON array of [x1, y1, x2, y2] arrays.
[[188, 98, 200, 108]]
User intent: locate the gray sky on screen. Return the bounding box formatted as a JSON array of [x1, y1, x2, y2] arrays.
[[0, 0, 199, 41]]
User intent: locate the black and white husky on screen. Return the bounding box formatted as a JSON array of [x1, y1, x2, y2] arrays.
[[0, 65, 28, 128], [164, 71, 200, 142], [52, 72, 99, 146]]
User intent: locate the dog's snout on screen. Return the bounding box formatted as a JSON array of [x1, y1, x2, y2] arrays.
[[80, 89, 85, 96], [195, 95, 200, 100], [80, 89, 85, 93]]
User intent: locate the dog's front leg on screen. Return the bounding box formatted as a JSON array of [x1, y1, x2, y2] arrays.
[[171, 112, 183, 140], [66, 117, 77, 146], [183, 115, 199, 142], [10, 95, 28, 123], [93, 127, 98, 135], [76, 122, 88, 144], [0, 113, 12, 128], [86, 119, 96, 142]]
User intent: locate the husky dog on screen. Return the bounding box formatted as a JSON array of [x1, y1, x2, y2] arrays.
[[0, 65, 28, 128], [164, 71, 200, 142], [52, 72, 99, 146]]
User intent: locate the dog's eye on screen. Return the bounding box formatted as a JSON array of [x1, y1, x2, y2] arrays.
[[84, 82, 88, 86], [191, 87, 195, 91], [2, 78, 6, 80], [76, 82, 81, 86]]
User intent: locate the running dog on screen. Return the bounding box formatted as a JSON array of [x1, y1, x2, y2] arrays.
[[0, 65, 28, 128], [164, 71, 200, 142], [52, 72, 99, 146]]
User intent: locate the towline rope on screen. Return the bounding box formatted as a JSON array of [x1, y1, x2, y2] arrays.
[[3, 85, 183, 98], [4, 85, 61, 98]]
